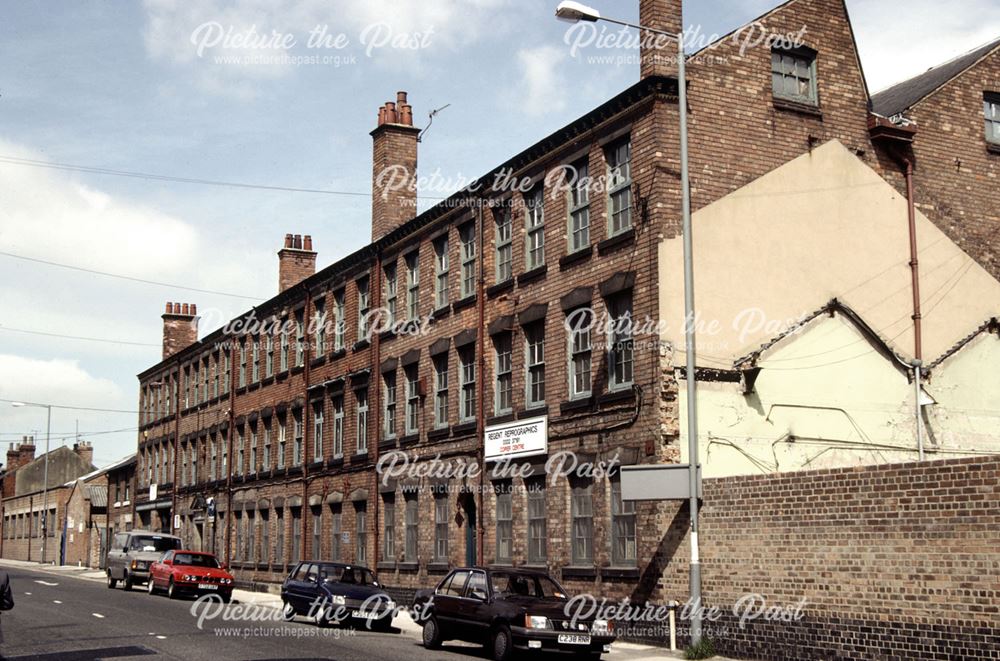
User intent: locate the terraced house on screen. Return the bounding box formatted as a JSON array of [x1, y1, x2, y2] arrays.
[[134, 0, 1000, 603]]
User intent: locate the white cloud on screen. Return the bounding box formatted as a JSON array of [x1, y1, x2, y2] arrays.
[[0, 355, 125, 408], [848, 0, 1000, 92], [142, 0, 513, 96], [516, 45, 569, 117]]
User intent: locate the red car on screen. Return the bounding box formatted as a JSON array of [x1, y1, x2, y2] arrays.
[[147, 550, 234, 602]]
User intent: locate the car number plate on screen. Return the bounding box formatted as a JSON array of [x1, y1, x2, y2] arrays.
[[558, 634, 591, 645], [198, 583, 217, 590]]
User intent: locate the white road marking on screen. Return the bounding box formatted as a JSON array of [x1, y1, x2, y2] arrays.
[[155, 635, 167, 640], [53, 600, 62, 604], [34, 580, 58, 586], [24, 592, 31, 595], [92, 613, 105, 618]]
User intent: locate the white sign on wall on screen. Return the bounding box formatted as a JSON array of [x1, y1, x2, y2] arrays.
[[149, 484, 158, 501], [484, 416, 548, 461]]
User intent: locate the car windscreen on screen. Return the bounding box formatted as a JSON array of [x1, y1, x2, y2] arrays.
[[321, 565, 377, 585], [174, 553, 220, 568], [491, 572, 568, 600], [129, 536, 180, 552]]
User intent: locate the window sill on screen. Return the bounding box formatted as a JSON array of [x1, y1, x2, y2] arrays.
[[260, 376, 275, 387], [329, 348, 346, 360], [487, 280, 515, 298], [427, 562, 451, 574], [598, 388, 635, 407], [487, 412, 515, 426], [287, 466, 303, 477], [308, 460, 324, 471], [560, 397, 593, 414], [352, 339, 370, 352], [378, 438, 397, 451], [600, 567, 640, 580], [561, 566, 598, 581], [597, 228, 635, 255], [427, 427, 450, 441], [376, 561, 396, 571], [559, 245, 594, 270], [273, 468, 287, 477], [351, 451, 371, 462], [987, 142, 1000, 156], [327, 457, 344, 469], [452, 421, 476, 437], [773, 97, 823, 118], [431, 305, 451, 321], [379, 329, 396, 343], [451, 295, 477, 312], [397, 562, 419, 573], [516, 265, 548, 286], [399, 434, 419, 447], [291, 365, 305, 376], [517, 406, 548, 419], [310, 355, 327, 368]]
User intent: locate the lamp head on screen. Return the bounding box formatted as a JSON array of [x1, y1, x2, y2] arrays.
[[555, 1, 600, 23]]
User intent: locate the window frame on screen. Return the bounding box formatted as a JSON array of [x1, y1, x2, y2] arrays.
[[525, 186, 546, 270], [771, 45, 819, 106], [985, 92, 1000, 145], [356, 387, 369, 453], [459, 222, 477, 299], [525, 322, 546, 408], [383, 370, 397, 440], [567, 158, 591, 252], [606, 139, 633, 237], [433, 353, 449, 428], [493, 332, 513, 416], [434, 236, 450, 310], [495, 206, 513, 283]]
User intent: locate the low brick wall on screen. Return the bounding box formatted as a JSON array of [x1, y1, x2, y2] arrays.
[[648, 455, 1000, 660]]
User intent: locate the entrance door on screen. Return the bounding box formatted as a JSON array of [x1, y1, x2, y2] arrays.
[[195, 522, 204, 552], [464, 499, 477, 566], [97, 527, 109, 569]]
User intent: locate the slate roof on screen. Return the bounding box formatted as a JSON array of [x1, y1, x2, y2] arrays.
[[87, 485, 108, 507], [871, 38, 1000, 117]]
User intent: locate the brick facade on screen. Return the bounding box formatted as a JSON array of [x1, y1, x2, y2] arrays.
[[646, 455, 1000, 660], [131, 0, 998, 631]]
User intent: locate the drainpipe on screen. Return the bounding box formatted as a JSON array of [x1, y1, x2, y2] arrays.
[[476, 200, 486, 566], [912, 359, 925, 461], [372, 254, 382, 568]]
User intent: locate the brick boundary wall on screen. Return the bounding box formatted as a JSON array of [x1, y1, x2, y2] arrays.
[[632, 455, 1000, 660]]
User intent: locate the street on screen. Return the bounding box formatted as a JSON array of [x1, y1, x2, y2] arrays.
[[0, 564, 688, 661]]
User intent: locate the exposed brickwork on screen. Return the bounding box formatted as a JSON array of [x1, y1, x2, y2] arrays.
[[640, 0, 682, 79], [0, 486, 71, 562], [643, 456, 1000, 659], [161, 302, 198, 360], [371, 93, 419, 242], [874, 47, 1000, 282], [277, 234, 317, 293]]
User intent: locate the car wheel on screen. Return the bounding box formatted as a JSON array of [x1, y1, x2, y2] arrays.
[[374, 614, 393, 632], [281, 600, 296, 621], [147, 578, 156, 595], [422, 615, 442, 650], [312, 606, 329, 628], [491, 624, 512, 661], [167, 578, 178, 599], [220, 591, 232, 604], [107, 572, 117, 589], [123, 573, 133, 591]]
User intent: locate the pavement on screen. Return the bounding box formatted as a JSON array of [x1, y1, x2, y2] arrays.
[[0, 559, 745, 661]]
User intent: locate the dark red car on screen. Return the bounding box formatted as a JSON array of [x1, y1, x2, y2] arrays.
[[147, 550, 234, 602]]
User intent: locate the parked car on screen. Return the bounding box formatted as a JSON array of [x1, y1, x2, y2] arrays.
[[147, 550, 234, 602], [412, 567, 614, 661], [280, 562, 396, 629], [106, 530, 182, 590]]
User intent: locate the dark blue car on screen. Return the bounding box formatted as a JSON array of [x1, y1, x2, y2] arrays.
[[280, 561, 396, 630]]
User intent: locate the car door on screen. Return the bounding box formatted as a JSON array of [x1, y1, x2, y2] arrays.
[[152, 551, 173, 587], [284, 563, 312, 613], [455, 569, 492, 641], [109, 533, 128, 579], [433, 570, 469, 634]]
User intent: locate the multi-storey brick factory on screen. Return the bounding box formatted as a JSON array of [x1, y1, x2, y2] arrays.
[[133, 0, 1000, 603]]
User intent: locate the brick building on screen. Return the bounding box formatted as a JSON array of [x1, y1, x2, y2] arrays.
[[133, 0, 999, 603]]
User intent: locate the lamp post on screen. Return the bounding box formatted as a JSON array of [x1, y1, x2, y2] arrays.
[[555, 1, 703, 646], [12, 401, 52, 564]]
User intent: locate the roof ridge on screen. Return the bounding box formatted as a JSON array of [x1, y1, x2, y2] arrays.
[[873, 35, 1000, 96]]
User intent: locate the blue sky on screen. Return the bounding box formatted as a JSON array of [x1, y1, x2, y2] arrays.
[[1, 0, 997, 467]]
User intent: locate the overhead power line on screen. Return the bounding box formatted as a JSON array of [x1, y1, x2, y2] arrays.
[[0, 398, 138, 414], [0, 154, 446, 200], [0, 250, 265, 301], [0, 324, 159, 347]]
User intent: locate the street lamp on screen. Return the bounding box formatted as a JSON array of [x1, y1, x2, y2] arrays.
[[11, 401, 53, 565], [554, 2, 703, 646]]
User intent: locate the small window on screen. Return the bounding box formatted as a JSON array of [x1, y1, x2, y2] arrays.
[[332, 396, 344, 458], [571, 480, 593, 564], [611, 478, 637, 566], [330, 504, 342, 562], [356, 278, 370, 343], [495, 206, 513, 283], [527, 480, 547, 563], [606, 141, 632, 236], [771, 46, 817, 105], [459, 223, 477, 299], [985, 93, 1000, 145], [495, 486, 513, 563], [406, 251, 420, 320], [459, 346, 476, 423], [434, 236, 450, 309], [334, 291, 346, 351], [568, 159, 590, 252], [382, 496, 395, 561], [493, 333, 513, 415], [434, 492, 449, 562], [608, 293, 634, 390], [356, 388, 369, 453], [405, 366, 420, 436], [384, 262, 398, 326], [525, 187, 545, 270], [567, 308, 592, 399], [383, 370, 397, 440], [525, 323, 546, 408], [404, 494, 419, 562], [434, 354, 449, 428]]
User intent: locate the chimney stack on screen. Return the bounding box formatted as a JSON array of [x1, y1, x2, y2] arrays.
[[73, 441, 94, 467], [371, 91, 419, 242], [162, 301, 199, 359], [277, 233, 317, 292], [639, 0, 682, 79]]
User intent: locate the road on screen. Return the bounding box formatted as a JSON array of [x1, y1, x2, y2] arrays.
[[0, 565, 689, 661]]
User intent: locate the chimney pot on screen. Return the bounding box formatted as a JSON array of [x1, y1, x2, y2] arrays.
[[401, 104, 413, 126], [371, 91, 418, 242], [285, 233, 293, 248], [165, 302, 172, 313], [303, 235, 313, 251], [294, 234, 302, 249], [181, 303, 189, 315], [173, 301, 181, 312], [397, 91, 407, 105], [191, 303, 197, 315], [278, 231, 317, 292], [386, 101, 397, 124]]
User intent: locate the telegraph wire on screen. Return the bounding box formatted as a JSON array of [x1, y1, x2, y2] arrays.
[[0, 250, 265, 301], [0, 324, 159, 347], [0, 154, 447, 200], [0, 398, 138, 414]]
